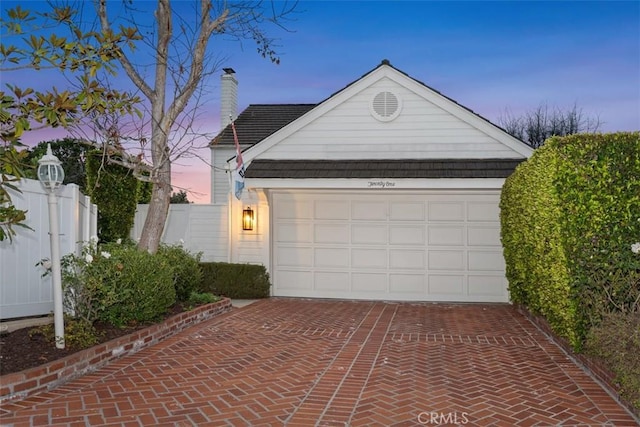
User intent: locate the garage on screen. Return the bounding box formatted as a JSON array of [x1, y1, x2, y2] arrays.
[[271, 190, 508, 302], [211, 61, 533, 303]]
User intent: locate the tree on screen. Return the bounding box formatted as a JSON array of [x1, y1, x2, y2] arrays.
[[170, 190, 190, 204], [499, 103, 602, 148], [0, 5, 141, 242], [1, 1, 296, 252]]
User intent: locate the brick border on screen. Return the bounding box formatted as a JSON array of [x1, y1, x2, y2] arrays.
[[518, 305, 639, 420], [0, 298, 232, 403]]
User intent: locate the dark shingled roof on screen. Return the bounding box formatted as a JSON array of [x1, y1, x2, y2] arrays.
[[245, 159, 525, 179], [212, 104, 317, 146]]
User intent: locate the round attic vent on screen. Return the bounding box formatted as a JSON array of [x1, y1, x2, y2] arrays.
[[370, 91, 401, 122]]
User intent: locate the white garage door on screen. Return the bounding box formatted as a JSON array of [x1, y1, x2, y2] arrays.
[[271, 191, 508, 302]]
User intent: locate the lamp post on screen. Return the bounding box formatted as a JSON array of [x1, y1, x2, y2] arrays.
[[37, 144, 65, 349]]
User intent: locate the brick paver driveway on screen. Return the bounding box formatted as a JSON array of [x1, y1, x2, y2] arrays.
[[1, 299, 637, 426]]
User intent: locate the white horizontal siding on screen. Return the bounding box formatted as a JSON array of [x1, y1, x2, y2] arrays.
[[211, 146, 235, 205], [258, 77, 524, 160]]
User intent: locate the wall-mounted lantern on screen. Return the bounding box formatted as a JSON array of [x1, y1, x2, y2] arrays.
[[242, 207, 255, 231]]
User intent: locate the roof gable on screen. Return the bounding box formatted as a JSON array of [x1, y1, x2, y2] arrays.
[[222, 61, 533, 162]]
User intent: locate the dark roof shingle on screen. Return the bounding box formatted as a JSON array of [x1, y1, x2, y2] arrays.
[[211, 104, 316, 146], [245, 159, 524, 179]]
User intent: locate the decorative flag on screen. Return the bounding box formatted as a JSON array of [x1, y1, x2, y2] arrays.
[[231, 119, 245, 200]]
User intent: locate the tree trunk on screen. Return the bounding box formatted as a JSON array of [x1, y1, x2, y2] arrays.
[[137, 160, 171, 253]]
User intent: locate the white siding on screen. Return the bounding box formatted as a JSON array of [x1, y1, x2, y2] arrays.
[[256, 77, 525, 161], [210, 146, 235, 205], [132, 204, 228, 262]]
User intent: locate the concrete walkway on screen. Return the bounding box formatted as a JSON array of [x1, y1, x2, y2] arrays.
[[0, 299, 637, 426]]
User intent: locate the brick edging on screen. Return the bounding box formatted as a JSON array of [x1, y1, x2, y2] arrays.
[[0, 298, 233, 403], [517, 304, 639, 419]]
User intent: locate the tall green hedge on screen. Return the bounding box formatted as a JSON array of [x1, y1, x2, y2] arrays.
[[86, 151, 139, 242], [500, 140, 577, 345], [500, 132, 640, 349]]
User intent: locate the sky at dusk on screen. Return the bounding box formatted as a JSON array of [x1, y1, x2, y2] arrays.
[[3, 1, 639, 203]]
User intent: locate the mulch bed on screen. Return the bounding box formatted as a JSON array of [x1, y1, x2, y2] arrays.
[[0, 304, 187, 376]]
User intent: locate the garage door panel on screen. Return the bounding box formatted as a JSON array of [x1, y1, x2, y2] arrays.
[[389, 274, 425, 293], [352, 224, 387, 244], [429, 202, 465, 221], [428, 274, 464, 295], [468, 275, 505, 297], [315, 224, 349, 244], [468, 226, 501, 246], [276, 271, 312, 290], [277, 247, 312, 267], [428, 225, 464, 246], [468, 250, 505, 271], [352, 201, 386, 220], [428, 250, 464, 270], [315, 200, 349, 219], [390, 249, 425, 269], [390, 225, 425, 245], [467, 202, 499, 221], [276, 200, 313, 220], [277, 223, 312, 243], [352, 273, 387, 292], [315, 248, 349, 268], [352, 248, 387, 269], [315, 272, 349, 291], [390, 202, 425, 221]]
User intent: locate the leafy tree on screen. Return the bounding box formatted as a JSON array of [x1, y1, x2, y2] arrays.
[[499, 103, 602, 148], [0, 5, 141, 242], [170, 190, 190, 204], [1, 1, 296, 252]]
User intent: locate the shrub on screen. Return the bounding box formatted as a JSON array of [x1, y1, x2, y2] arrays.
[[500, 141, 578, 346], [86, 151, 140, 242], [30, 315, 101, 350], [501, 132, 640, 348], [157, 243, 203, 302], [186, 291, 219, 308], [97, 242, 176, 327], [585, 311, 640, 411], [200, 262, 270, 299]]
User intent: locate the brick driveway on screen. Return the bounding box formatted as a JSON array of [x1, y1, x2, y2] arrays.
[[1, 299, 637, 426]]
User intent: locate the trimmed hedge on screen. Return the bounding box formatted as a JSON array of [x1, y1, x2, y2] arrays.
[[200, 262, 271, 299], [86, 151, 139, 242], [500, 132, 640, 349]]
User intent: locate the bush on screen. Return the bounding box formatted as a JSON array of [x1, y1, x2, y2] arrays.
[[86, 151, 140, 242], [157, 243, 203, 302], [585, 311, 640, 411], [501, 132, 640, 348], [200, 262, 270, 299], [186, 291, 219, 308], [500, 140, 578, 346], [97, 242, 176, 327], [30, 316, 101, 350]]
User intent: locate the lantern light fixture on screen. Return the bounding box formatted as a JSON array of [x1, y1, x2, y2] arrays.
[[37, 144, 65, 349], [37, 144, 65, 191], [242, 207, 255, 231]]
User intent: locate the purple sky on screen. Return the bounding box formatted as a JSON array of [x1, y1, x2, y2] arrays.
[[3, 1, 639, 203]]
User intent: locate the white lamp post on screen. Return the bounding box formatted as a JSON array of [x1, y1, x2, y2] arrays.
[[37, 144, 65, 349]]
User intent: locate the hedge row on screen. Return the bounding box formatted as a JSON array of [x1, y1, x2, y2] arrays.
[[500, 132, 640, 349], [200, 262, 271, 299]]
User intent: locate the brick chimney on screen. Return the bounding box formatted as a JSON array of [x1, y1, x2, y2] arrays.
[[220, 68, 237, 129]]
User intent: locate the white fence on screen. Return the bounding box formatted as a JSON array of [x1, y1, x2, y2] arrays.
[[0, 179, 97, 320], [132, 204, 228, 262]]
